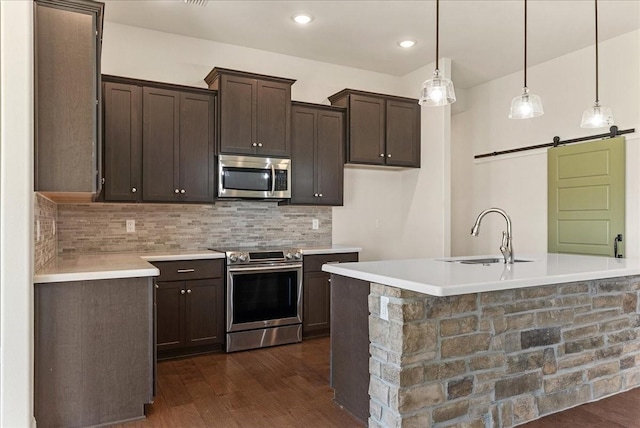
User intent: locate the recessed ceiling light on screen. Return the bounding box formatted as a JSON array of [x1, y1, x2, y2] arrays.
[[292, 14, 313, 25], [399, 40, 416, 48]]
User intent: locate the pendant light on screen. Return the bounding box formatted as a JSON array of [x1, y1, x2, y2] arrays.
[[580, 0, 614, 128], [509, 0, 543, 119], [418, 0, 456, 106]]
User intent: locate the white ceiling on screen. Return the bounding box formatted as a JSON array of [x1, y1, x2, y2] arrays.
[[103, 0, 640, 89]]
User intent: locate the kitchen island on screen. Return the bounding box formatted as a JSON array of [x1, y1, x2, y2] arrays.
[[324, 254, 640, 427]]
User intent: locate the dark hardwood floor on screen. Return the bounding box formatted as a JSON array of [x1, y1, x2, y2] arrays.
[[118, 337, 640, 428], [116, 337, 363, 428]]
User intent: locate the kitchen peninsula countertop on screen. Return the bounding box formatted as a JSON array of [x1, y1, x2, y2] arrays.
[[34, 250, 225, 284], [322, 253, 640, 296]]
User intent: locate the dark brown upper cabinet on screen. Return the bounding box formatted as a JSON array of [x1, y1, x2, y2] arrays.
[[34, 0, 104, 195], [289, 102, 345, 206], [205, 68, 295, 157], [103, 81, 142, 202], [102, 76, 216, 203], [328, 89, 421, 168]]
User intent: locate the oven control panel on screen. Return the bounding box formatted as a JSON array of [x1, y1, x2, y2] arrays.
[[226, 249, 302, 265]]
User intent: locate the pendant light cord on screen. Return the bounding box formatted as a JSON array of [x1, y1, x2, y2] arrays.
[[435, 0, 440, 71], [524, 0, 527, 88], [595, 0, 599, 103]]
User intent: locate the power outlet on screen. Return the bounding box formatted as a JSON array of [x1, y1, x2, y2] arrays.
[[312, 219, 319, 230], [36, 220, 41, 242], [380, 296, 389, 321], [52, 219, 56, 235], [126, 219, 135, 233]]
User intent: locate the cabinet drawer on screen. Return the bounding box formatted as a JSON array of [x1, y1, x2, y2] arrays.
[[303, 252, 358, 273], [152, 259, 223, 282]]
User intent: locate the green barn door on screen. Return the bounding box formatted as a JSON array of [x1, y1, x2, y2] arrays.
[[548, 137, 625, 257]]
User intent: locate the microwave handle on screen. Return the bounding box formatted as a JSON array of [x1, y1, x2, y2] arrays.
[[271, 164, 276, 194]]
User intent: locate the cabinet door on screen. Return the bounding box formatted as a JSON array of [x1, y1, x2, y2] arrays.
[[219, 75, 256, 155], [35, 1, 101, 193], [348, 95, 385, 165], [142, 87, 180, 202], [179, 92, 215, 202], [256, 80, 291, 157], [385, 99, 421, 167], [156, 281, 186, 351], [103, 82, 142, 201], [290, 106, 317, 204], [303, 272, 332, 337], [185, 279, 224, 347], [316, 110, 345, 206]]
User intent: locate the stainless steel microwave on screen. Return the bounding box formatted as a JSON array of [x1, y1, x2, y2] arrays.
[[218, 154, 291, 199]]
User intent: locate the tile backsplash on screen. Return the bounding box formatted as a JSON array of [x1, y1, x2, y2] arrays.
[[34, 193, 57, 270], [56, 201, 332, 254]]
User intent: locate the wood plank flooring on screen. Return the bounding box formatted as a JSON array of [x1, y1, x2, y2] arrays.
[[116, 337, 364, 428], [117, 337, 640, 428]]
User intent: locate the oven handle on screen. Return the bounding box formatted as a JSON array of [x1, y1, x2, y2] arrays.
[[228, 263, 302, 273]]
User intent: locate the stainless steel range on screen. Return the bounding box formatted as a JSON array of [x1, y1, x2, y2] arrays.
[[218, 247, 303, 353]]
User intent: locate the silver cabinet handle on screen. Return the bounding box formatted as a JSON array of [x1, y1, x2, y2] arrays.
[[155, 283, 159, 289], [187, 289, 192, 294], [380, 153, 385, 157], [174, 189, 179, 194], [252, 143, 257, 147], [177, 269, 195, 273], [180, 189, 185, 194], [328, 278, 332, 283], [319, 193, 323, 197], [387, 154, 391, 158], [132, 187, 137, 193], [258, 142, 263, 147], [180, 289, 186, 295], [314, 193, 318, 197]]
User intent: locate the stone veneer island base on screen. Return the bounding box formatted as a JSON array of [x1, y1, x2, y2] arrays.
[[330, 270, 640, 427]]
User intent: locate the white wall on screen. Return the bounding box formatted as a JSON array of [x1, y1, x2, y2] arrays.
[[102, 22, 450, 261], [451, 30, 640, 258], [0, 1, 35, 426]]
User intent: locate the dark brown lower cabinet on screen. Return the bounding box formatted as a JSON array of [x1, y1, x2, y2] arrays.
[[330, 274, 370, 424], [153, 259, 225, 359], [302, 252, 359, 338], [35, 277, 154, 427]]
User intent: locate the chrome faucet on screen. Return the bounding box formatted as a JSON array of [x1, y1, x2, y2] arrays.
[[471, 208, 514, 264]]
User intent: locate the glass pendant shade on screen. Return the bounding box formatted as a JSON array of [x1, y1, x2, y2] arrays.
[[508, 87, 543, 119], [580, 102, 614, 128], [419, 70, 456, 106]]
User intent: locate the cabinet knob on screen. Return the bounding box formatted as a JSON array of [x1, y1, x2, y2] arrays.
[[174, 189, 180, 194], [380, 153, 385, 157], [187, 289, 192, 294], [180, 189, 186, 194], [155, 283, 159, 289], [328, 278, 332, 283], [131, 187, 137, 193], [387, 154, 391, 158], [258, 142, 263, 147], [252, 143, 257, 147], [314, 193, 318, 197], [319, 193, 323, 197], [180, 289, 186, 295]]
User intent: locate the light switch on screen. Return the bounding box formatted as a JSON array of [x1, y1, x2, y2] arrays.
[[380, 296, 389, 321]]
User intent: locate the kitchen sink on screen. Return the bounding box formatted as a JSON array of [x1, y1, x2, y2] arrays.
[[440, 257, 532, 265]]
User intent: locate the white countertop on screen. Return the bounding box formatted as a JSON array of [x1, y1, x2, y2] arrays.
[[34, 250, 225, 284], [301, 245, 362, 255], [322, 253, 640, 297]]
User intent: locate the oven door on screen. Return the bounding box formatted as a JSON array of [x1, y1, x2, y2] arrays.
[[227, 263, 302, 333]]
